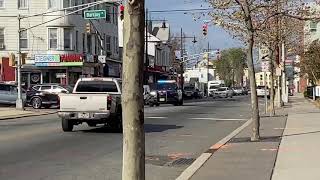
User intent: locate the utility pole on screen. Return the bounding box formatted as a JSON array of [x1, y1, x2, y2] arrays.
[[16, 14, 24, 110], [180, 28, 184, 92], [122, 0, 145, 179], [144, 8, 149, 85]]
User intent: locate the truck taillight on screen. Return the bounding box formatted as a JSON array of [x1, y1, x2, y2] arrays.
[[107, 96, 112, 110]]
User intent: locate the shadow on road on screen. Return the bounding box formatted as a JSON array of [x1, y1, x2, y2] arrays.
[[78, 124, 183, 134], [145, 124, 183, 133]]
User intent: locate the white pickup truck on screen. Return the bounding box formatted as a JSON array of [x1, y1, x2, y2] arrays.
[[58, 78, 122, 132]]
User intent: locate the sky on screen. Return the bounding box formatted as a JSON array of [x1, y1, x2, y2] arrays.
[[146, 0, 244, 54]]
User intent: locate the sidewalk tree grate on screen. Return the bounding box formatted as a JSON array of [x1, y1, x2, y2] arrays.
[[166, 158, 195, 167]]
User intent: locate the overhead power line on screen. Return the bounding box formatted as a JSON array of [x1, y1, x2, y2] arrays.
[[149, 8, 214, 13]]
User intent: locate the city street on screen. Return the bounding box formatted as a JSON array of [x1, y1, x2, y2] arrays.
[[0, 96, 252, 180]]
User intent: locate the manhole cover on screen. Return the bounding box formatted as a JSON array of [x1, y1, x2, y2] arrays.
[[166, 158, 195, 167]]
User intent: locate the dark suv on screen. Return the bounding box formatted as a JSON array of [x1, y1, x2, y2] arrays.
[[148, 80, 183, 106], [26, 84, 71, 109]]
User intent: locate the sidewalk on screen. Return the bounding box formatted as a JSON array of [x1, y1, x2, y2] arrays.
[[272, 94, 320, 180], [0, 107, 56, 120], [189, 106, 288, 180]]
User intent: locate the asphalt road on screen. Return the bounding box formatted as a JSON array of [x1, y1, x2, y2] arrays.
[[0, 96, 253, 180]]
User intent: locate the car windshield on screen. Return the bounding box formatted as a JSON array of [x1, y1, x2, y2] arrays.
[[217, 88, 227, 91], [157, 83, 177, 90], [209, 85, 220, 89]]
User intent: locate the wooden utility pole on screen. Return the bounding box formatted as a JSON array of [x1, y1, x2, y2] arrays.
[[122, 0, 145, 180]]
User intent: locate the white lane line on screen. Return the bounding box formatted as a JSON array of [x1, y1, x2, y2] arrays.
[[190, 117, 247, 121], [145, 117, 168, 119]]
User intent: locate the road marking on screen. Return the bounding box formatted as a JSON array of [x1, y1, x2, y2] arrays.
[[176, 119, 252, 180], [145, 116, 168, 119], [190, 117, 247, 121]]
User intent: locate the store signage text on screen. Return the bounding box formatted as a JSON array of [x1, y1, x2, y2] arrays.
[[35, 55, 60, 63]]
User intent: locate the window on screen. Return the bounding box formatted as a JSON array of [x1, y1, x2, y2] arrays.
[[75, 81, 119, 93], [63, 0, 71, 8], [64, 28, 72, 50], [114, 6, 118, 25], [75, 30, 79, 52], [113, 6, 116, 24], [105, 6, 111, 23], [40, 86, 51, 91], [0, 0, 4, 8], [87, 34, 92, 54], [18, 0, 28, 8], [310, 21, 317, 32], [48, 0, 57, 9], [82, 33, 86, 53], [48, 28, 58, 49], [20, 29, 28, 48], [0, 28, 4, 48], [32, 86, 41, 91], [106, 35, 111, 52]]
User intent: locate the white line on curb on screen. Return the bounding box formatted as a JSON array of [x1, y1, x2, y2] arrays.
[[176, 119, 253, 180]]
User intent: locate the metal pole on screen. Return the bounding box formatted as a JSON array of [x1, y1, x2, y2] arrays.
[[207, 42, 210, 97], [180, 28, 184, 93], [281, 42, 288, 103], [264, 72, 268, 114], [144, 8, 148, 85], [16, 14, 24, 110]]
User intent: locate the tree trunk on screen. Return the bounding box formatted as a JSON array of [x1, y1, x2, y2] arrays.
[[247, 31, 260, 141], [269, 50, 276, 116], [122, 1, 145, 180]]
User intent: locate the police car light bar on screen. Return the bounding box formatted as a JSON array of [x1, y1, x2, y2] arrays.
[[157, 80, 176, 84]]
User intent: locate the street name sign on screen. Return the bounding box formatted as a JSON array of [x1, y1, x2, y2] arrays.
[[84, 10, 106, 20]]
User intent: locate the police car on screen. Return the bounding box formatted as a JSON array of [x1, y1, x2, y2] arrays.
[[148, 80, 183, 106]]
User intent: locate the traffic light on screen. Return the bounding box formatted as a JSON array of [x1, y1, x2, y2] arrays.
[[120, 5, 124, 20], [203, 24, 208, 36], [85, 23, 91, 34]]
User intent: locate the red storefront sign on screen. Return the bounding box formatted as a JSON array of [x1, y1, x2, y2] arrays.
[[60, 54, 84, 62]]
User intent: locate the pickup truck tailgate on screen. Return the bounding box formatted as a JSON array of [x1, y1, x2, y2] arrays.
[[60, 94, 109, 112]]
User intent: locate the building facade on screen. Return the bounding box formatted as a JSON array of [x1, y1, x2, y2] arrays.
[[0, 0, 120, 87]]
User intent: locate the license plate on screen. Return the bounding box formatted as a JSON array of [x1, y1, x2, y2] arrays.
[[159, 98, 166, 102], [78, 113, 90, 119]]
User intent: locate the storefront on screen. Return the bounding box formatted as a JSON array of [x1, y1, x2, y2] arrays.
[[22, 54, 100, 87]]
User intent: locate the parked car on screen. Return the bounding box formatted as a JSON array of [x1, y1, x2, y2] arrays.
[[184, 86, 196, 99], [148, 80, 183, 106], [193, 89, 203, 99], [256, 86, 270, 97], [233, 87, 244, 96], [243, 87, 249, 95], [0, 83, 26, 105], [58, 78, 122, 132], [26, 84, 64, 109], [214, 87, 233, 98]]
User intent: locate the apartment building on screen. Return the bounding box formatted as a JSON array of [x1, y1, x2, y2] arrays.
[[0, 0, 120, 86]]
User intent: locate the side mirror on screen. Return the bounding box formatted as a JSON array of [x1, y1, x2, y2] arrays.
[[61, 90, 68, 93]]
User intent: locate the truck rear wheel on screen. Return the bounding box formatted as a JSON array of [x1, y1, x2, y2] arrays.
[[62, 118, 73, 132]]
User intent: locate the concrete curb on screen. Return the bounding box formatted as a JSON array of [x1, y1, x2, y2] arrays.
[[176, 119, 253, 180], [0, 111, 57, 120]]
